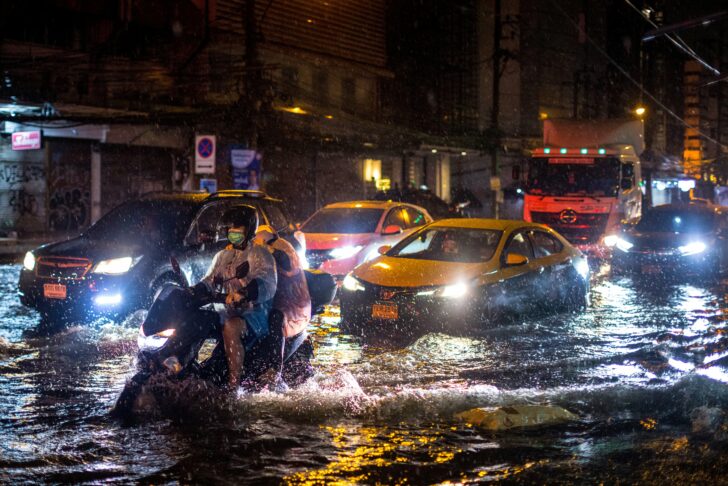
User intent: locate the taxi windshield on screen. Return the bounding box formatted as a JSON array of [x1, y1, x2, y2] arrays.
[[388, 227, 502, 263], [302, 207, 384, 234]]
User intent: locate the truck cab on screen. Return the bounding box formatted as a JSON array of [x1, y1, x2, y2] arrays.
[[523, 119, 644, 257]]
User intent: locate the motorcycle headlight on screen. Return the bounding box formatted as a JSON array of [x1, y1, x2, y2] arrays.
[[93, 256, 137, 275], [23, 251, 35, 271], [615, 238, 634, 252], [342, 273, 365, 292], [678, 241, 706, 256], [137, 327, 175, 350], [329, 245, 363, 260]]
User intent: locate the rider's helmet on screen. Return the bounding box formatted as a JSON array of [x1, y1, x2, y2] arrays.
[[218, 205, 259, 247]]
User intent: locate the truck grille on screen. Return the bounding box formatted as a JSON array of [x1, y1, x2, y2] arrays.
[[35, 257, 92, 280], [531, 211, 609, 245]]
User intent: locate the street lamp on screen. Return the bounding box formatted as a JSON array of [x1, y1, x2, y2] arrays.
[[634, 106, 646, 117]]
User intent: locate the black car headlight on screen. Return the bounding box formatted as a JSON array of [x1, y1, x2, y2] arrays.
[[342, 273, 365, 292]]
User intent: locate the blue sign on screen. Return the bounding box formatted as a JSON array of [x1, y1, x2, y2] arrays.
[[197, 138, 214, 158], [231, 147, 262, 190]]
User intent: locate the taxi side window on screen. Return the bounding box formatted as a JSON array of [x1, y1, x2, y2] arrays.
[[185, 202, 229, 245], [504, 231, 534, 260], [529, 230, 563, 258], [404, 207, 427, 228], [383, 208, 407, 230], [260, 201, 289, 231]]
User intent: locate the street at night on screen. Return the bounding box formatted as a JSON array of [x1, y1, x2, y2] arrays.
[[4, 0, 728, 484], [2, 263, 728, 483]]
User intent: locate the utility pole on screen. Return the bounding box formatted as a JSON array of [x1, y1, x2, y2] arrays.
[[244, 0, 261, 149], [490, 0, 502, 219]]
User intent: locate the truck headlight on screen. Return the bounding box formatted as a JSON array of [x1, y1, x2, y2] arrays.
[[342, 273, 365, 292], [93, 256, 136, 275], [23, 251, 35, 271], [678, 241, 706, 256], [329, 245, 363, 259], [137, 326, 175, 350]]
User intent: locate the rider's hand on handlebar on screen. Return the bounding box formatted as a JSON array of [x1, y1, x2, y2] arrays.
[[225, 290, 247, 307]]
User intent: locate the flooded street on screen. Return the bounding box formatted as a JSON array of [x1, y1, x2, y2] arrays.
[[2, 262, 728, 484]]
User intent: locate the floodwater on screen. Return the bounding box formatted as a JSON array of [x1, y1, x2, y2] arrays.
[[2, 262, 728, 484]]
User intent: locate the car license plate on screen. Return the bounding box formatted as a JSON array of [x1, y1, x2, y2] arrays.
[[43, 283, 67, 299], [372, 303, 398, 319], [641, 264, 661, 274]]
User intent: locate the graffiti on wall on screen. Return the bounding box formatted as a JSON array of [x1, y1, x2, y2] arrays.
[[9, 189, 40, 217], [0, 161, 46, 230], [0, 164, 45, 188], [48, 147, 90, 232]]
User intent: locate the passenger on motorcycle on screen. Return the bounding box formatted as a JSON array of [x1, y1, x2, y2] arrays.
[[192, 205, 277, 390]]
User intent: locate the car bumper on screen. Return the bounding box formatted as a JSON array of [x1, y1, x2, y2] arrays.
[[612, 249, 714, 276], [340, 285, 490, 335], [18, 268, 145, 319]]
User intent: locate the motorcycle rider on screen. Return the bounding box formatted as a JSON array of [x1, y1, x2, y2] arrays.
[[192, 205, 277, 390], [254, 225, 311, 372]]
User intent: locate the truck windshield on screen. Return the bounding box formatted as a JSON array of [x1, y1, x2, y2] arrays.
[[527, 157, 621, 197]]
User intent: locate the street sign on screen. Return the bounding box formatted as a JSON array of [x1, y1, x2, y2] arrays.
[[11, 130, 41, 150], [195, 135, 216, 174], [199, 178, 217, 193]]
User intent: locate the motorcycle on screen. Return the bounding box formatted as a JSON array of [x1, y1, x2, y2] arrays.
[[111, 260, 337, 420]]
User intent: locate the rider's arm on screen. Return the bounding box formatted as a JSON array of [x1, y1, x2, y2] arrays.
[[236, 244, 277, 304]]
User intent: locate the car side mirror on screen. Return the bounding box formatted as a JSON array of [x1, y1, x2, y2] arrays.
[[295, 222, 302, 230], [378, 245, 392, 255], [621, 178, 633, 191], [505, 253, 529, 266], [382, 224, 403, 236]]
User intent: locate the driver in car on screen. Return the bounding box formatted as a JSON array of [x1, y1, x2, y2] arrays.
[[192, 205, 277, 390]]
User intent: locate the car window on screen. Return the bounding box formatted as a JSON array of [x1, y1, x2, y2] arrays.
[[302, 207, 384, 233], [529, 230, 564, 258], [185, 201, 264, 245], [260, 200, 290, 231], [384, 207, 407, 229], [389, 227, 502, 263], [504, 231, 534, 260], [404, 207, 427, 228]]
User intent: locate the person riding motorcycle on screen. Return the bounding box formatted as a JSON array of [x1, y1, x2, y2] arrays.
[[254, 225, 312, 372], [191, 205, 277, 390]]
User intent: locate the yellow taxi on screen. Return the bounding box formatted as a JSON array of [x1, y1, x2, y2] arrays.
[[339, 218, 589, 337]]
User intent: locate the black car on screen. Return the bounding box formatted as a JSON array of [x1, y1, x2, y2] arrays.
[[18, 190, 302, 326], [611, 203, 728, 278]]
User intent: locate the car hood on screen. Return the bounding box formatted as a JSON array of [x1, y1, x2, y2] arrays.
[[304, 233, 375, 250], [352, 255, 493, 288], [624, 230, 711, 250], [32, 235, 145, 262]]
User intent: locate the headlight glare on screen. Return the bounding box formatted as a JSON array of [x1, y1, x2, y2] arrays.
[[23, 252, 35, 271], [342, 273, 365, 292], [93, 256, 135, 275], [678, 241, 706, 256], [329, 245, 363, 259], [615, 238, 634, 252], [574, 257, 589, 279], [137, 326, 175, 350], [439, 281, 469, 299], [603, 235, 618, 247]]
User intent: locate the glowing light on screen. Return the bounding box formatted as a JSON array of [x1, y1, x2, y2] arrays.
[[544, 148, 551, 154], [431, 149, 437, 153], [324, 114, 334, 119], [615, 238, 634, 252], [372, 262, 391, 270], [634, 106, 646, 116], [93, 256, 134, 275], [598, 148, 606, 155], [280, 106, 308, 115], [560, 148, 567, 154], [342, 273, 365, 291], [23, 251, 35, 271], [461, 151, 467, 156], [137, 326, 175, 350], [574, 257, 589, 279], [329, 245, 363, 259], [603, 234, 618, 247], [94, 293, 122, 306], [678, 241, 706, 256], [678, 180, 696, 192], [439, 282, 469, 298], [580, 148, 588, 154]]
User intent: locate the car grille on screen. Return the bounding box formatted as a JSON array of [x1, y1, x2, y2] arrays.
[[35, 257, 92, 280], [531, 211, 609, 244], [306, 250, 330, 270]]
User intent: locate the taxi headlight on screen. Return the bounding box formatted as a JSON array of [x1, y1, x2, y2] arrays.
[[342, 273, 365, 292], [574, 257, 589, 279], [23, 251, 35, 271], [329, 245, 364, 260], [438, 281, 469, 299], [615, 238, 634, 252], [137, 327, 175, 350], [678, 241, 706, 256], [93, 256, 136, 275]]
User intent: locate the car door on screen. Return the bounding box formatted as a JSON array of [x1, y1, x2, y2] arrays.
[[527, 229, 566, 303], [497, 229, 538, 314]]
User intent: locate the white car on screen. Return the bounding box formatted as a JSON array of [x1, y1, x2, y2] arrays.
[[301, 200, 433, 277]]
